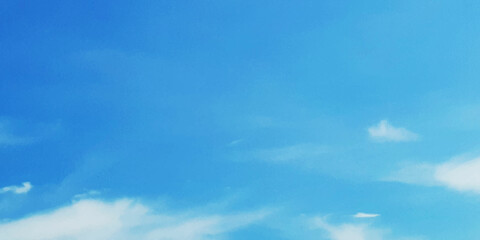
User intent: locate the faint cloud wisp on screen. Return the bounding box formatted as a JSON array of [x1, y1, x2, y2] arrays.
[[0, 120, 32, 146], [0, 198, 268, 240], [312, 217, 385, 240], [311, 216, 423, 240], [368, 120, 418, 142], [255, 143, 328, 163], [387, 155, 480, 194]]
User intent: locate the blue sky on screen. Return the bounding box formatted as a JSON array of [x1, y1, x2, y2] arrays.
[[2, 1, 480, 239]]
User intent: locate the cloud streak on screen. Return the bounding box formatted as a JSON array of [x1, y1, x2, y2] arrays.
[[353, 213, 380, 218], [0, 121, 31, 146], [0, 198, 268, 240], [0, 182, 32, 194], [368, 120, 418, 142], [255, 143, 328, 163], [312, 217, 385, 240], [312, 216, 422, 240], [387, 155, 480, 194]]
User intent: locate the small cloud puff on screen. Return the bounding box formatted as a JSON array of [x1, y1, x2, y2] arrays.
[[368, 120, 418, 142], [0, 182, 32, 194], [353, 213, 380, 218]]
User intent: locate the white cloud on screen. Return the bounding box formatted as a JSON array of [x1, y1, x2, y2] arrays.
[[434, 157, 480, 193], [146, 211, 266, 240], [353, 213, 380, 218], [387, 155, 480, 194], [0, 198, 268, 240], [312, 217, 385, 240], [73, 190, 101, 200], [255, 143, 328, 163], [0, 182, 32, 194], [311, 217, 423, 240], [368, 120, 418, 142]]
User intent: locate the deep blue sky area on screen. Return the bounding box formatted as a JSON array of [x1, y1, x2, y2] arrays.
[[2, 1, 480, 239]]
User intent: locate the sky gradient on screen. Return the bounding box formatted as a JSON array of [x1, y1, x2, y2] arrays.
[[2, 1, 480, 239]]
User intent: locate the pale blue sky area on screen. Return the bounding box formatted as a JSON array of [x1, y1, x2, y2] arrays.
[[2, 1, 480, 239]]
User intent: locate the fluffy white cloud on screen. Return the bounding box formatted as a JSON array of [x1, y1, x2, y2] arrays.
[[0, 182, 32, 194], [368, 120, 418, 142], [0, 198, 267, 240], [387, 156, 480, 194], [353, 213, 380, 218]]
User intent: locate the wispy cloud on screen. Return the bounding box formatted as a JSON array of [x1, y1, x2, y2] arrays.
[[0, 182, 32, 194], [312, 216, 423, 240], [0, 198, 268, 240], [0, 121, 31, 146], [255, 143, 328, 163], [228, 139, 244, 147], [368, 120, 418, 142], [353, 213, 380, 218], [73, 190, 101, 200], [387, 155, 480, 194], [312, 217, 385, 240], [383, 163, 438, 186]]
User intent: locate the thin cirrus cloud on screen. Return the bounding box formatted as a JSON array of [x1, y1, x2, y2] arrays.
[[311, 216, 422, 240], [313, 217, 383, 240], [353, 213, 380, 218], [0, 198, 268, 240], [254, 143, 328, 163], [0, 182, 32, 194], [0, 119, 35, 147], [386, 155, 480, 194], [368, 120, 418, 142], [228, 139, 244, 147], [73, 190, 101, 200]]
